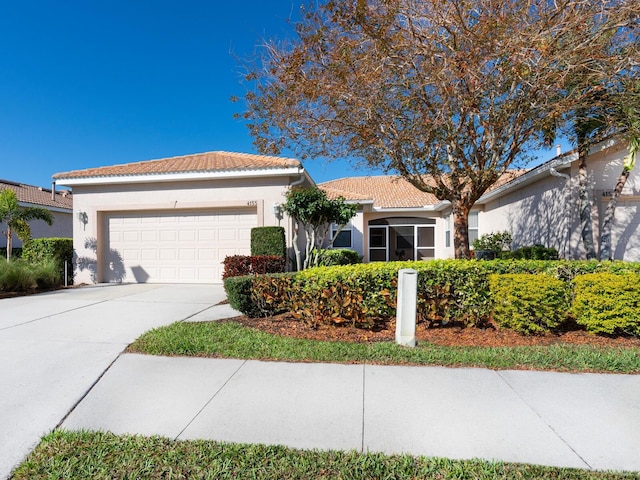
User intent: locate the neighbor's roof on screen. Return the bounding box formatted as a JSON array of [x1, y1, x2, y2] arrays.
[[320, 170, 528, 209], [53, 151, 302, 180], [0, 179, 72, 210]]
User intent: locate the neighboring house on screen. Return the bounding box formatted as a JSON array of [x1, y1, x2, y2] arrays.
[[320, 138, 639, 263], [53, 151, 313, 284], [53, 140, 638, 285], [0, 179, 73, 249]]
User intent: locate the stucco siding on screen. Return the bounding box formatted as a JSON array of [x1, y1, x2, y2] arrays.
[[1, 210, 72, 249], [68, 177, 297, 283]]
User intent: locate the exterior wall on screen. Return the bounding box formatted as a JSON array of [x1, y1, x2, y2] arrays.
[[481, 141, 640, 261], [1, 210, 72, 249], [68, 176, 297, 283]]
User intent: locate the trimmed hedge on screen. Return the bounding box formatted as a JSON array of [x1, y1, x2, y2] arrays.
[[222, 255, 286, 280], [572, 273, 640, 337], [22, 238, 73, 285], [315, 249, 362, 266], [224, 260, 640, 336], [251, 227, 286, 258], [489, 274, 569, 334]]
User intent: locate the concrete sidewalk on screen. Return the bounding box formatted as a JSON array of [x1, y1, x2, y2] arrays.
[[0, 283, 236, 480], [62, 354, 640, 473]]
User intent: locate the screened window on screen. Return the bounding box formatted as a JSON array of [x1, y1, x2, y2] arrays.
[[468, 211, 479, 245], [332, 229, 352, 248]]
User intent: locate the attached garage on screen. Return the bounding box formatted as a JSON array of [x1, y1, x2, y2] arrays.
[[104, 208, 256, 283], [53, 151, 312, 285]]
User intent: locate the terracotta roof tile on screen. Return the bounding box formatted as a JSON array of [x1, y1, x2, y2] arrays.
[[53, 151, 302, 180], [320, 171, 528, 209], [0, 179, 73, 209], [320, 176, 440, 208]]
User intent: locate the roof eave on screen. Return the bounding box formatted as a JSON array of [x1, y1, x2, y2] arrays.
[[373, 201, 449, 213], [54, 167, 305, 186]]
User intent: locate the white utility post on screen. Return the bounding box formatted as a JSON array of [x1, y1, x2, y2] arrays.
[[395, 268, 417, 347]]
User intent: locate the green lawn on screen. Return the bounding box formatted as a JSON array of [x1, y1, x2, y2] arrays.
[[13, 430, 637, 480], [127, 321, 640, 373]]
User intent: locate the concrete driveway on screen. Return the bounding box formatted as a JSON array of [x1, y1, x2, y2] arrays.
[[0, 283, 230, 480]]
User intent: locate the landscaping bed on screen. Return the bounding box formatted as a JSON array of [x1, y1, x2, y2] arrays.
[[226, 313, 640, 349]]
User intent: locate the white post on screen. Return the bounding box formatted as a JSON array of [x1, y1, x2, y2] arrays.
[[396, 268, 417, 347]]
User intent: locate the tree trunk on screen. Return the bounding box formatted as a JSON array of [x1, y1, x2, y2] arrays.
[[577, 142, 597, 259], [5, 225, 13, 261], [599, 167, 631, 260], [452, 201, 471, 259], [291, 221, 302, 272]]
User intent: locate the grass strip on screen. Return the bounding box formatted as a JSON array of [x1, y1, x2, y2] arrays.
[[13, 430, 637, 480], [127, 321, 640, 373]]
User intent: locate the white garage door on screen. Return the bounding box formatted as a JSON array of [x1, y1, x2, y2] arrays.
[[104, 209, 256, 283]]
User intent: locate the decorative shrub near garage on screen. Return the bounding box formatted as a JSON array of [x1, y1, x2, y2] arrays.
[[22, 238, 73, 284], [489, 274, 570, 334], [222, 255, 286, 279], [572, 273, 640, 337], [250, 226, 286, 258]]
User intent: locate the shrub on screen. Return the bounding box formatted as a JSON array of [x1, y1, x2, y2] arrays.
[[0, 247, 22, 259], [489, 274, 569, 334], [572, 273, 640, 336], [315, 249, 362, 266], [224, 275, 260, 317], [511, 244, 559, 260], [22, 238, 73, 284], [0, 258, 60, 292], [222, 255, 252, 279], [251, 227, 286, 258], [472, 231, 512, 258], [222, 255, 286, 280]]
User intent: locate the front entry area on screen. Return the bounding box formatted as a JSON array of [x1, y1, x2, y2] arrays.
[[103, 208, 256, 283], [368, 217, 436, 262]]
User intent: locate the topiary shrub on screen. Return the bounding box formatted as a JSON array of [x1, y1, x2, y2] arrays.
[[315, 249, 362, 266], [489, 273, 569, 334], [572, 273, 640, 337], [22, 238, 73, 284], [251, 226, 286, 258]]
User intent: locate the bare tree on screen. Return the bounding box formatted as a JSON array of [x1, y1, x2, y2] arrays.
[[240, 0, 639, 258]]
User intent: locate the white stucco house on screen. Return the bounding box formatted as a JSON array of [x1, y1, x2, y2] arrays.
[[53, 152, 313, 284], [53, 139, 638, 284], [0, 179, 73, 250], [320, 138, 639, 263]]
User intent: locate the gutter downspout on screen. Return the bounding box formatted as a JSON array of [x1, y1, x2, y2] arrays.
[[549, 152, 572, 259]]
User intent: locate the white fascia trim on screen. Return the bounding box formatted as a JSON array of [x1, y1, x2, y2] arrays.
[[477, 154, 576, 204], [55, 167, 304, 186], [372, 203, 449, 213], [18, 202, 72, 214]]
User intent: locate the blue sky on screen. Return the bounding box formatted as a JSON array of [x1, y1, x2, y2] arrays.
[[1, 1, 567, 189]]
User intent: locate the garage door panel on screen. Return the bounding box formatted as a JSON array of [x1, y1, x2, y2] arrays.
[[105, 209, 256, 284]]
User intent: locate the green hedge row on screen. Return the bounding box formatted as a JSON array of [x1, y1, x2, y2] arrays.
[[224, 260, 640, 336]]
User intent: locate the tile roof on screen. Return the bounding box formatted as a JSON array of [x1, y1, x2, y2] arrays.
[[320, 171, 528, 209], [0, 179, 73, 210], [320, 176, 440, 208], [53, 151, 302, 180]]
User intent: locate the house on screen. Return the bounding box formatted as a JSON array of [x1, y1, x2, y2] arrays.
[[0, 179, 73, 250], [53, 139, 639, 285], [53, 151, 313, 284], [320, 138, 639, 263]]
